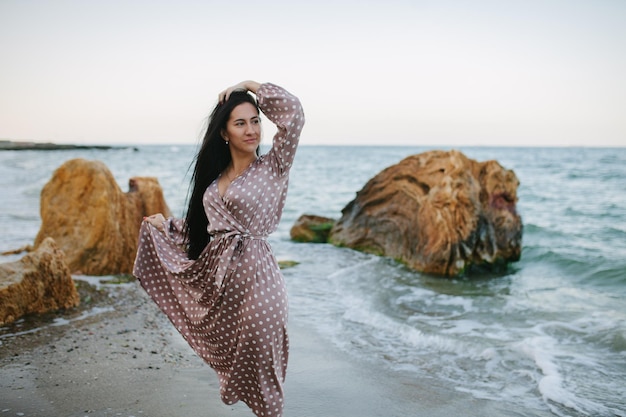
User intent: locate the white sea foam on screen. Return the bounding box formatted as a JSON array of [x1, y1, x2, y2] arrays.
[[515, 335, 619, 417]]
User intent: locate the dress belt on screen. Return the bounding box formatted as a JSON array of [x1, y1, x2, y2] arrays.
[[211, 231, 268, 241], [210, 231, 269, 283]]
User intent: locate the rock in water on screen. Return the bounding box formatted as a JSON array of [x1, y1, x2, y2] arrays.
[[0, 237, 79, 325], [290, 214, 336, 243], [33, 158, 171, 275], [329, 150, 522, 276]]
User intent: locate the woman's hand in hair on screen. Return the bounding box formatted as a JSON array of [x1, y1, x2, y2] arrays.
[[144, 213, 166, 232], [219, 80, 261, 103]]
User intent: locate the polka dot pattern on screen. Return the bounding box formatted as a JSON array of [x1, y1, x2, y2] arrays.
[[133, 83, 304, 417]]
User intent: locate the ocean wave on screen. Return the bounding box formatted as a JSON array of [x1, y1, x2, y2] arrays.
[[600, 224, 626, 238], [523, 248, 589, 271], [515, 335, 623, 417], [584, 264, 626, 286]]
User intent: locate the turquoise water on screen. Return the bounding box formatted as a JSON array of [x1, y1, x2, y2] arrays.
[[1, 145, 625, 416]]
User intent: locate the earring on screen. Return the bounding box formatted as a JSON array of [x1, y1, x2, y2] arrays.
[[225, 140, 229, 145]]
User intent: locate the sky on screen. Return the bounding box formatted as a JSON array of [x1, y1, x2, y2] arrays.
[[1, 0, 625, 147]]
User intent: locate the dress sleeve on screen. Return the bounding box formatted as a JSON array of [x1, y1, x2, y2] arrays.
[[257, 83, 305, 175]]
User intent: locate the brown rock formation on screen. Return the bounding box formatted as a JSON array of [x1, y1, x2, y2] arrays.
[[0, 237, 79, 326], [33, 158, 171, 275], [329, 150, 522, 276], [290, 214, 336, 243]]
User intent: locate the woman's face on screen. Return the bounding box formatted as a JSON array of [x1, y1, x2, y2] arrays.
[[223, 102, 261, 155]]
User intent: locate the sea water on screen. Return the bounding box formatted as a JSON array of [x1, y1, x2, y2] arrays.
[[1, 145, 625, 417]]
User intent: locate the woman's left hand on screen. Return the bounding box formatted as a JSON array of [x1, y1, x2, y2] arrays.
[[144, 213, 166, 232]]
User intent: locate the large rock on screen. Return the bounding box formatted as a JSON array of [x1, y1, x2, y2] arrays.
[[329, 150, 522, 276], [34, 158, 171, 275], [0, 237, 79, 326]]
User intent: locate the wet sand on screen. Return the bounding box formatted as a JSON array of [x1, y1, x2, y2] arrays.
[[0, 278, 549, 417]]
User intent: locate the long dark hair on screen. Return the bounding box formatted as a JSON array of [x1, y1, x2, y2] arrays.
[[183, 91, 260, 259]]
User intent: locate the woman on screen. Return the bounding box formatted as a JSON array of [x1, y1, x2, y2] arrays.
[[133, 80, 304, 417]]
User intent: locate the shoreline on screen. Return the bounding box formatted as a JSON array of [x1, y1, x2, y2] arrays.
[[0, 140, 136, 151], [0, 278, 553, 417]]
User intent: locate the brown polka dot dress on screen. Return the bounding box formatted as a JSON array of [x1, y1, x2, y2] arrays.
[[133, 83, 304, 417]]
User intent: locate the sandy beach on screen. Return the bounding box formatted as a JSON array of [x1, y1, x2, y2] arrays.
[[0, 277, 550, 417]]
